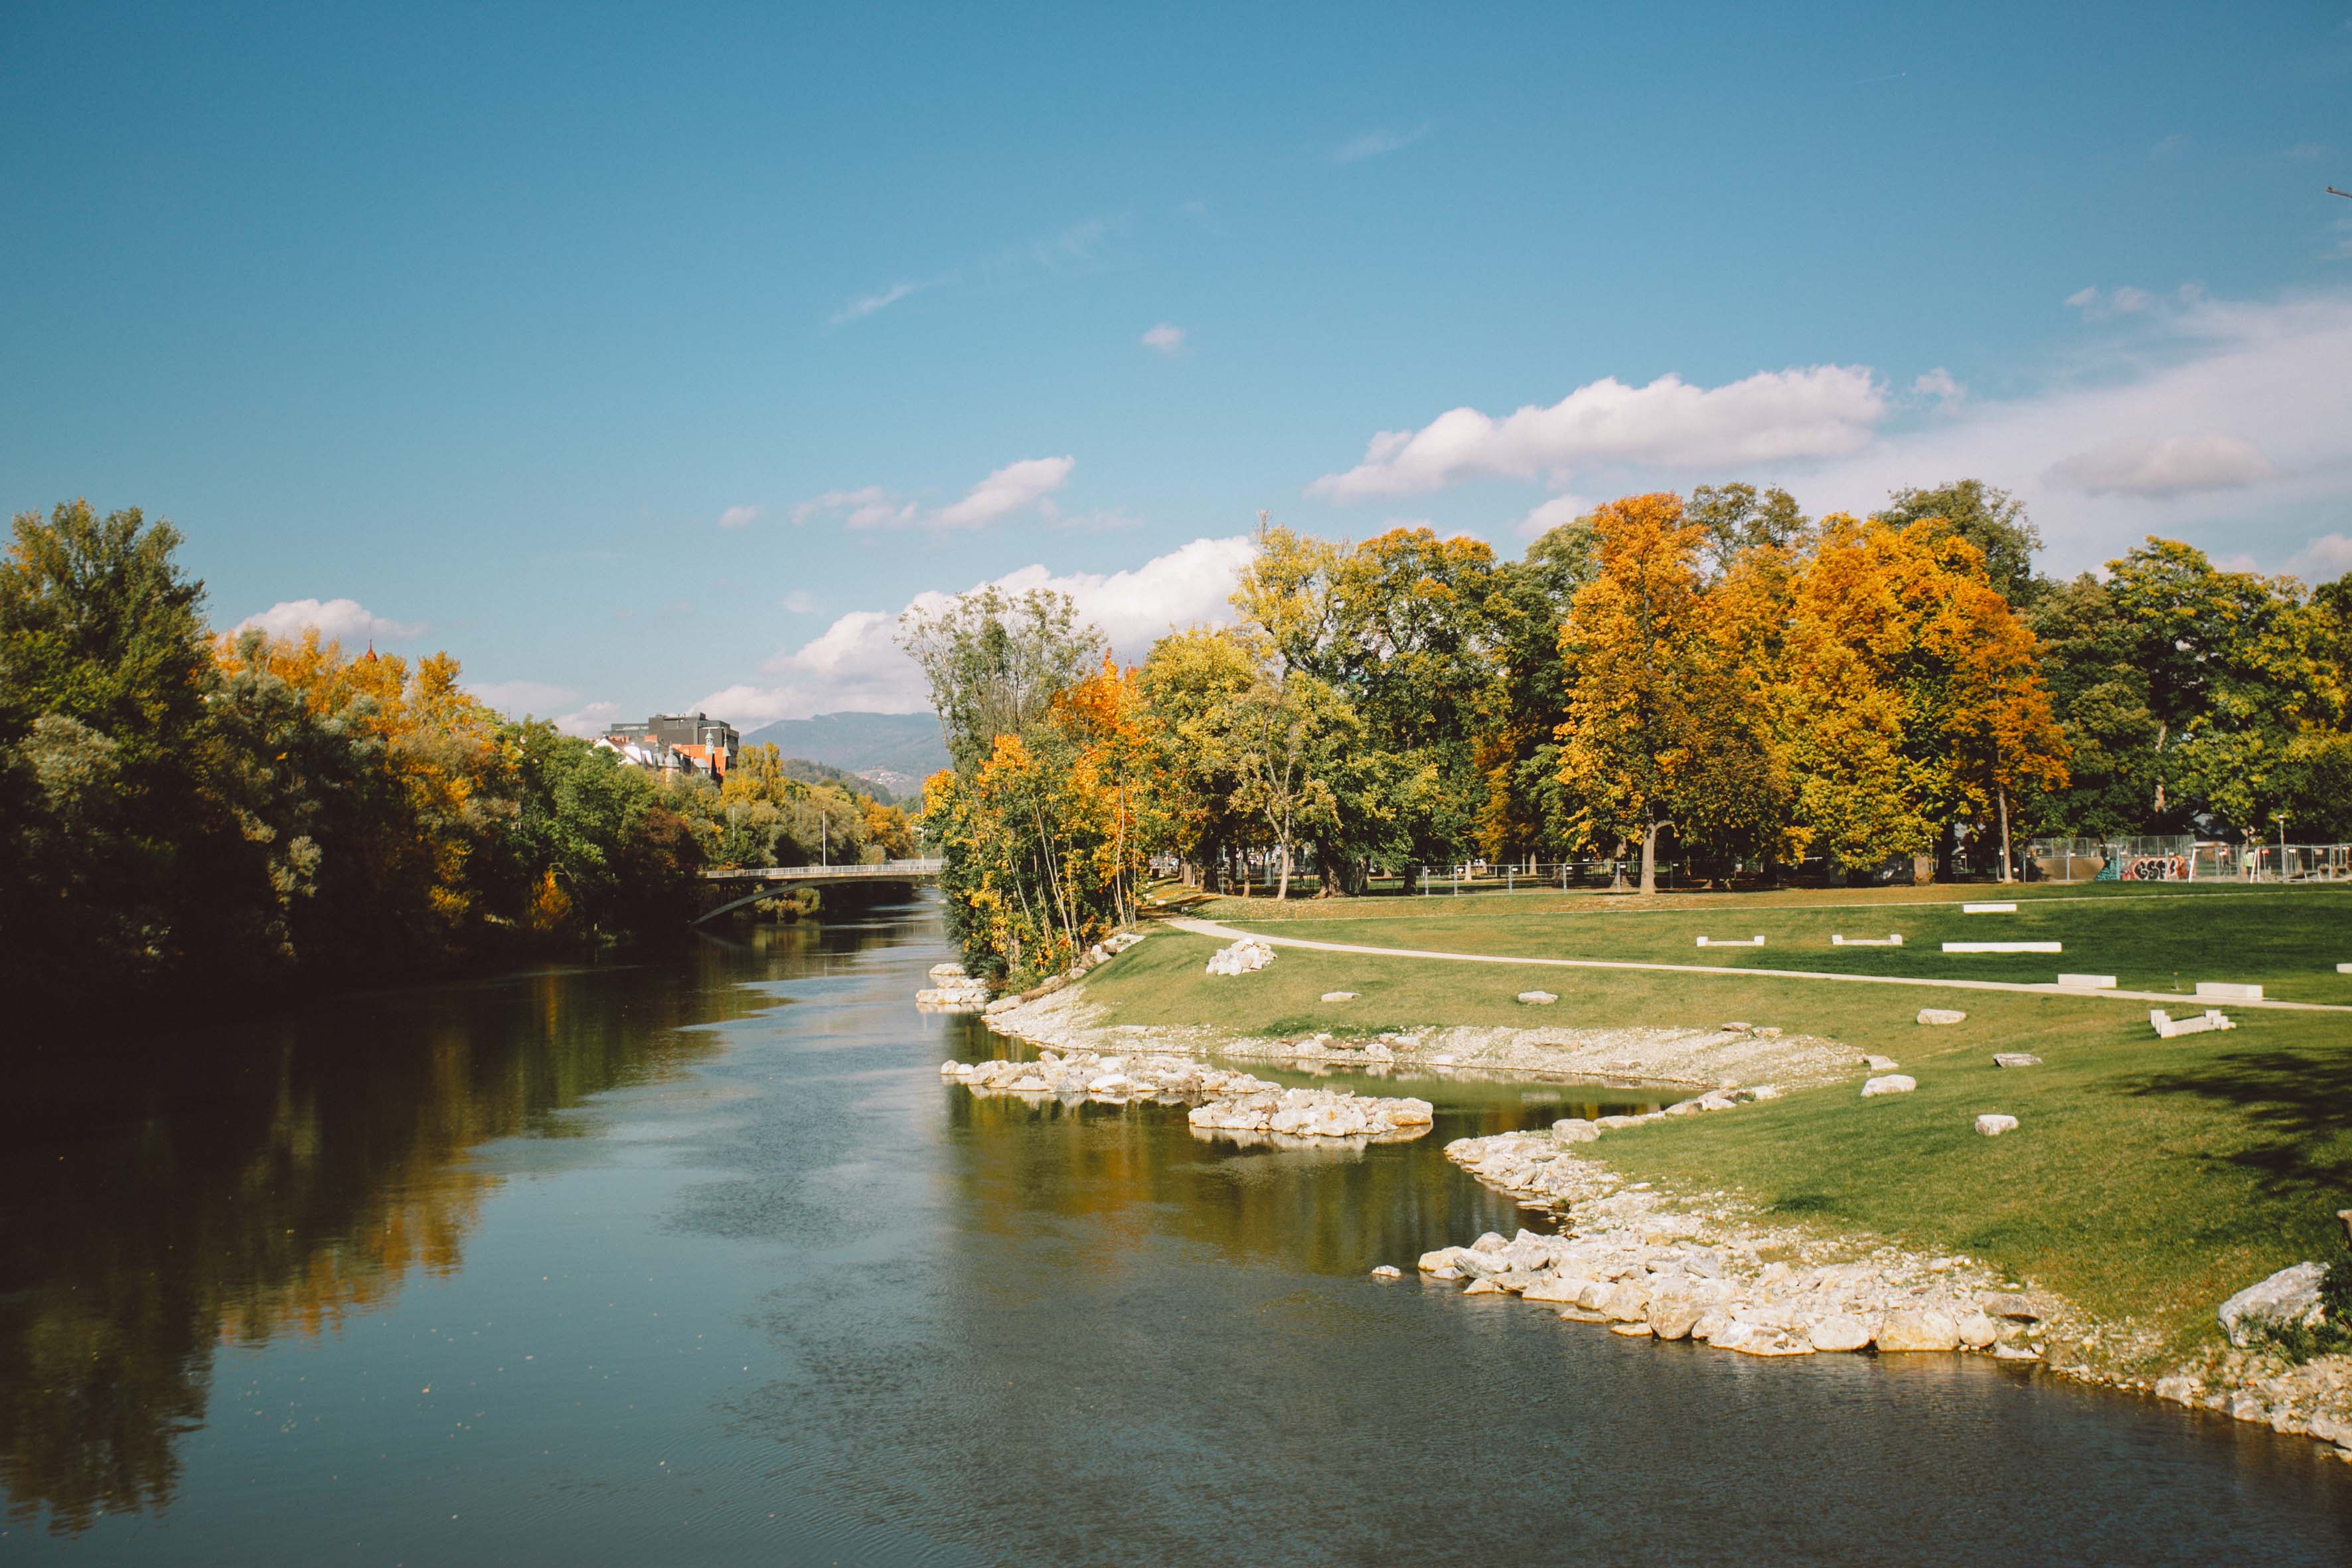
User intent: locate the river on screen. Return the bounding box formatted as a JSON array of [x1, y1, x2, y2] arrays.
[[5, 898, 2348, 1563]]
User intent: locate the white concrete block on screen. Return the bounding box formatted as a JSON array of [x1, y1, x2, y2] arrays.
[[1962, 902, 2018, 913], [2339, 963, 2352, 975], [2150, 1008, 2234, 1039], [1942, 941, 2063, 954], [1695, 936, 1764, 947], [2056, 973, 2117, 989], [2194, 982, 2264, 1002], [1832, 934, 1903, 946]]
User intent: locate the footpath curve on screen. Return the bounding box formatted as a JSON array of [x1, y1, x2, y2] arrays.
[[1166, 917, 2352, 1014]]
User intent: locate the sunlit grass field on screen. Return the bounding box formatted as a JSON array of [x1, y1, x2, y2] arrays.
[[1085, 883, 2352, 1360], [1192, 880, 2352, 1003]]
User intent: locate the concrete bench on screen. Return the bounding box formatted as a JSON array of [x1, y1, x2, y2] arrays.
[[1962, 902, 2018, 913], [2056, 973, 2117, 989], [1695, 936, 1764, 947], [2194, 982, 2264, 1002], [1832, 934, 1903, 946], [2150, 1008, 2234, 1039], [1943, 941, 2063, 953]]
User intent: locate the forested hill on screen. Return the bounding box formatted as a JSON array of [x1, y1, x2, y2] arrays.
[[738, 711, 948, 790], [774, 755, 898, 805]]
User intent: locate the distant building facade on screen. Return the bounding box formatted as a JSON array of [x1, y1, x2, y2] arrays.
[[597, 712, 740, 780]]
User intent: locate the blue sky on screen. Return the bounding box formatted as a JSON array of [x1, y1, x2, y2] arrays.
[[7, 2, 2351, 730]]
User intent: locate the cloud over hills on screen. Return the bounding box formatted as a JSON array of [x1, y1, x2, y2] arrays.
[[697, 534, 1255, 728]]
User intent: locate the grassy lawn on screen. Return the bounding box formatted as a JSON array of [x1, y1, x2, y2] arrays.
[[1195, 881, 2352, 1004], [1087, 886, 2352, 1362]]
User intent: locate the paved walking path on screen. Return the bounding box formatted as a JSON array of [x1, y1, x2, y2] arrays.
[[1167, 917, 2352, 1014]]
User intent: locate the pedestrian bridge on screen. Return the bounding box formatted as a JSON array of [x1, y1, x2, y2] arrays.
[[694, 858, 942, 924]]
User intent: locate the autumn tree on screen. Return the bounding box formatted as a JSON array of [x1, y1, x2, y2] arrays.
[[1553, 494, 1776, 894]]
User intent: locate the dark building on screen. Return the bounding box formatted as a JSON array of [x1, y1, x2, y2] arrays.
[[601, 712, 740, 774]]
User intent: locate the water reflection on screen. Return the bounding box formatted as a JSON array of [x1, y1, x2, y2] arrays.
[[0, 933, 804, 1535], [938, 1058, 1656, 1277]]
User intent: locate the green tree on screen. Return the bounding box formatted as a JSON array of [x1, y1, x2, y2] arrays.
[[1873, 479, 2043, 607], [897, 586, 1107, 773]]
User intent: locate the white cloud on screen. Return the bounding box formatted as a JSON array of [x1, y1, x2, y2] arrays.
[[791, 459, 1075, 532], [1335, 123, 1431, 163], [1911, 367, 1966, 409], [782, 589, 820, 613], [1513, 494, 1597, 539], [234, 597, 424, 645], [2288, 533, 2352, 582], [2045, 433, 2273, 497], [554, 700, 620, 739], [791, 485, 917, 529], [467, 682, 619, 736], [1308, 364, 1887, 501], [695, 534, 1256, 726], [1749, 289, 2352, 575], [2065, 284, 2158, 320], [718, 504, 761, 529], [829, 279, 933, 325], [933, 456, 1076, 529], [1141, 323, 1186, 354]]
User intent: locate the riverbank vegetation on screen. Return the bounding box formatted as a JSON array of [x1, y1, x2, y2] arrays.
[[1080, 884, 2352, 1362], [0, 500, 907, 1022], [908, 479, 2351, 986]]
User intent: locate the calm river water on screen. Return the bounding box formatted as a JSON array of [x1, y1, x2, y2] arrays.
[[5, 898, 2349, 1563]]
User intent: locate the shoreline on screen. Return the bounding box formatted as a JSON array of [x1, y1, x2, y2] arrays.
[[972, 972, 2352, 1462]]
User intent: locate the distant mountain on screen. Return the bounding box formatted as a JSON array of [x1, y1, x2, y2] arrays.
[[738, 711, 949, 793]]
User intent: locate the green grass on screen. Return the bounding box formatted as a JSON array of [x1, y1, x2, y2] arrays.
[[1088, 884, 2352, 1362], [1195, 881, 2352, 1004]]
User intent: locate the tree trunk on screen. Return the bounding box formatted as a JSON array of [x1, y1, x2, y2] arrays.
[[1998, 787, 2013, 885], [1275, 840, 1292, 901], [1638, 822, 1660, 896]]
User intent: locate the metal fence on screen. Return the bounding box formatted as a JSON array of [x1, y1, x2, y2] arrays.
[[2023, 837, 2352, 884]]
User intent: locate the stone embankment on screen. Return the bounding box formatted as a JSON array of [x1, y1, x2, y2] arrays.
[[916, 963, 990, 1014], [1429, 1121, 2352, 1461], [938, 1047, 1434, 1147], [984, 986, 1849, 1091], [1433, 1129, 2045, 1358]]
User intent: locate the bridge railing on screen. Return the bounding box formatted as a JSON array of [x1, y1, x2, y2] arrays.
[[702, 858, 943, 882]]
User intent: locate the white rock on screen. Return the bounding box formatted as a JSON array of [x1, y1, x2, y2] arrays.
[[1876, 1308, 1961, 1352], [1917, 1008, 1968, 1026], [1320, 991, 1358, 1002], [1993, 1053, 2041, 1069], [1956, 1310, 2001, 1348], [1975, 1113, 2019, 1137], [1206, 937, 1276, 976], [1370, 1265, 1402, 1280], [1517, 990, 1559, 1005], [1551, 1119, 1599, 1143], [2217, 1262, 2329, 1347], [1863, 1054, 1900, 1071], [1861, 1074, 1917, 1097], [1808, 1314, 1873, 1352]]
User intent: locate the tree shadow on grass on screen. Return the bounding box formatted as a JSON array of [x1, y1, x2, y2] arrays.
[[2124, 1048, 2352, 1206]]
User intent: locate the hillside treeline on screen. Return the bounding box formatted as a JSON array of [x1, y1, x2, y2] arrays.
[[913, 481, 2352, 985], [0, 501, 911, 1021]]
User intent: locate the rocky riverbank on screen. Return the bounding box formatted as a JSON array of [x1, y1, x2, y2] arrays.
[[982, 982, 1850, 1089], [1429, 1121, 2352, 1460], [940, 948, 2352, 1460], [939, 1046, 1435, 1146]]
